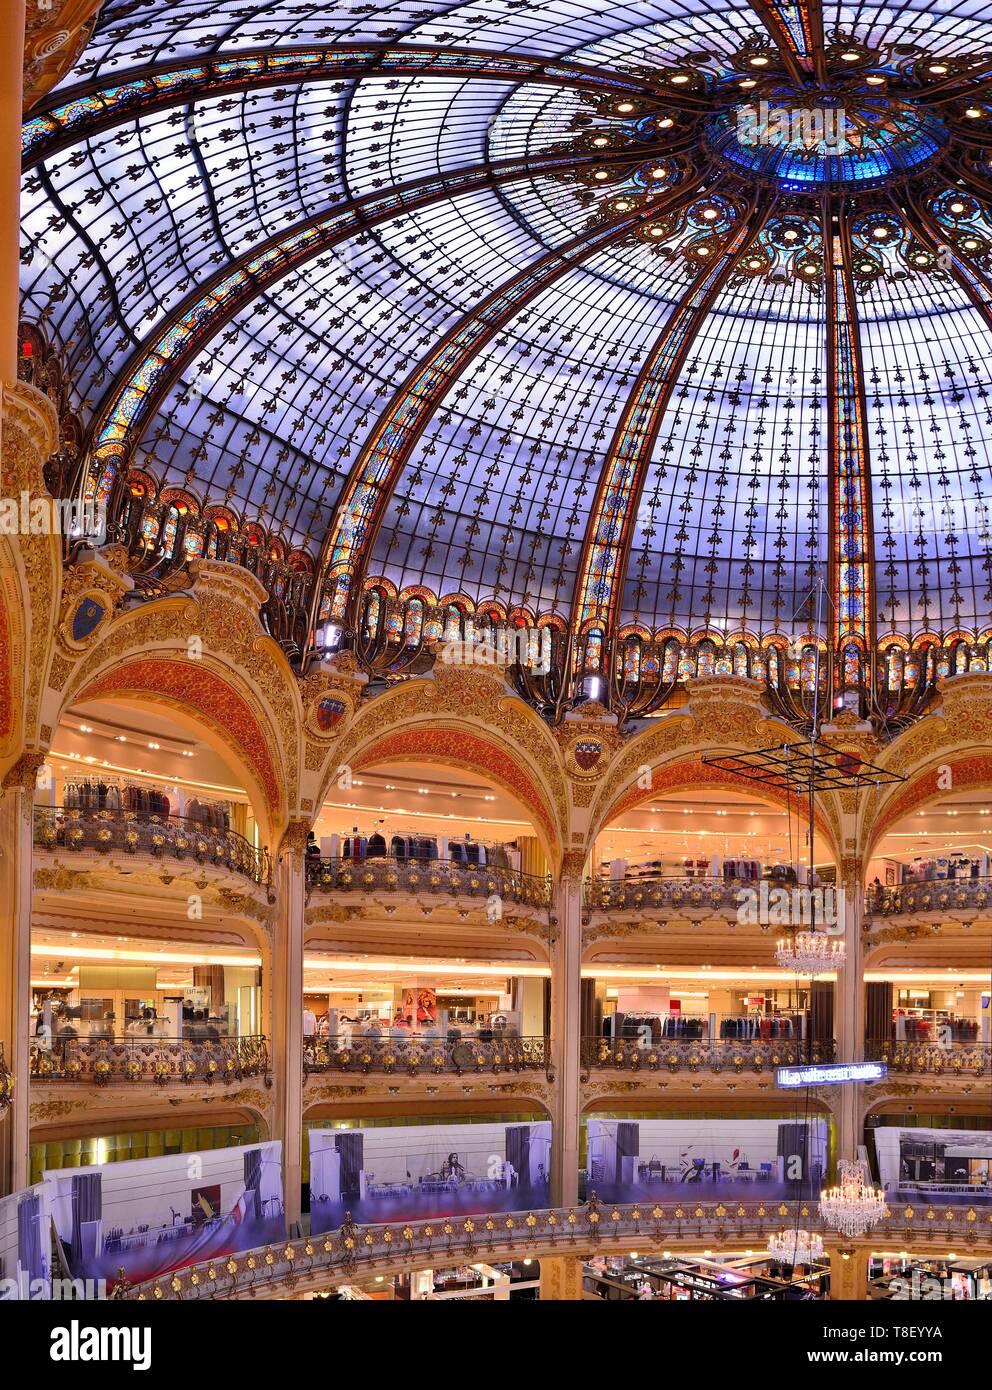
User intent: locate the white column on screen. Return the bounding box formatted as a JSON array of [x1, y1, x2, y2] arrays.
[[834, 872, 865, 1162], [550, 872, 582, 1206], [272, 826, 306, 1229], [0, 764, 39, 1194]]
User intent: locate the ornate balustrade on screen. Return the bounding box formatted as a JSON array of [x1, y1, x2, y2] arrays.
[[583, 874, 773, 916], [582, 1036, 835, 1079], [865, 878, 992, 919], [306, 855, 552, 908], [865, 1039, 991, 1076], [34, 806, 270, 887], [29, 1035, 270, 1086], [304, 1034, 550, 1079], [120, 1195, 992, 1301]]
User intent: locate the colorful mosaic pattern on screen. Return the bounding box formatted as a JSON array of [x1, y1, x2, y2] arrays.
[[78, 659, 280, 814], [829, 251, 871, 648], [750, 1, 821, 72], [709, 96, 947, 192], [575, 208, 766, 629]]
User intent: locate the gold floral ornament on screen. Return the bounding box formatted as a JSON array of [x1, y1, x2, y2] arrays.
[[170, 1277, 182, 1293], [247, 1256, 257, 1269], [652, 1206, 663, 1220], [226, 1259, 238, 1275], [402, 1226, 414, 1241], [526, 1213, 537, 1227]]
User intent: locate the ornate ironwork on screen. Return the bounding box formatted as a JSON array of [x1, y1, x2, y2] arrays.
[[34, 806, 271, 887], [30, 1035, 270, 1086]]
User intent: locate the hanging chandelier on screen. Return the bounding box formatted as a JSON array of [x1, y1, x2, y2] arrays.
[[819, 1160, 887, 1238], [767, 1228, 824, 1266], [775, 930, 845, 974]]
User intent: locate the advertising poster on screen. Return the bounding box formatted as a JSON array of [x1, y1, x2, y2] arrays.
[[584, 1117, 828, 1203], [874, 1126, 992, 1205], [0, 1184, 52, 1301], [309, 1121, 552, 1232], [45, 1140, 284, 1290], [399, 986, 437, 1028]]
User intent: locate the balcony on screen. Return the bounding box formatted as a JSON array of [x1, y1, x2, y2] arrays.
[[33, 806, 270, 888], [865, 1039, 991, 1077], [304, 1034, 550, 1079], [584, 875, 765, 922], [581, 1036, 835, 1078], [119, 1196, 992, 1301], [306, 855, 551, 909], [866, 878, 992, 923], [30, 1034, 271, 1086]]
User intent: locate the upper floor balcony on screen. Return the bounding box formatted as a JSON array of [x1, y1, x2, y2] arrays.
[[865, 1038, 992, 1077], [304, 1034, 551, 1079], [581, 1035, 835, 1079], [305, 853, 551, 911], [866, 877, 992, 925], [33, 805, 271, 890], [29, 1033, 271, 1087], [584, 873, 755, 920]]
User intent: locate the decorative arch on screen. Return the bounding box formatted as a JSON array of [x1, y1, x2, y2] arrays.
[[350, 726, 558, 863], [74, 657, 282, 838], [320, 668, 569, 866], [866, 749, 992, 861], [595, 753, 840, 865]]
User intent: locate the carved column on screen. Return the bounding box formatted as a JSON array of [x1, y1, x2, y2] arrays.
[[273, 820, 307, 1229], [539, 1255, 586, 1301], [0, 756, 43, 1194], [826, 1244, 869, 1301], [550, 858, 583, 1207], [0, 0, 24, 383], [834, 852, 866, 1164]]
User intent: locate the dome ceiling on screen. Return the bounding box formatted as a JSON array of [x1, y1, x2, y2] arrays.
[[18, 0, 992, 652]]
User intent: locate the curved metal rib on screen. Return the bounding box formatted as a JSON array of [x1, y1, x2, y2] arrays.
[[824, 201, 875, 655], [87, 141, 691, 484], [23, 41, 714, 167], [569, 191, 775, 639], [305, 169, 714, 666], [746, 1, 826, 86]]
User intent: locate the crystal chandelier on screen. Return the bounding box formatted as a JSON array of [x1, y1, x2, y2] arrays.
[[767, 1228, 824, 1266], [775, 930, 845, 974], [819, 1160, 887, 1238]]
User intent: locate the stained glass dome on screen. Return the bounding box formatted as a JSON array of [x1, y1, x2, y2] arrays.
[[18, 1, 992, 723]]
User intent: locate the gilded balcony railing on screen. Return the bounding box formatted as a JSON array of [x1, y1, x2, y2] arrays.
[[304, 1034, 551, 1079], [29, 1035, 270, 1085], [119, 1195, 992, 1301], [34, 806, 271, 887], [865, 878, 992, 918], [865, 1039, 991, 1076], [306, 854, 552, 908], [581, 1036, 835, 1079], [582, 874, 767, 914]]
